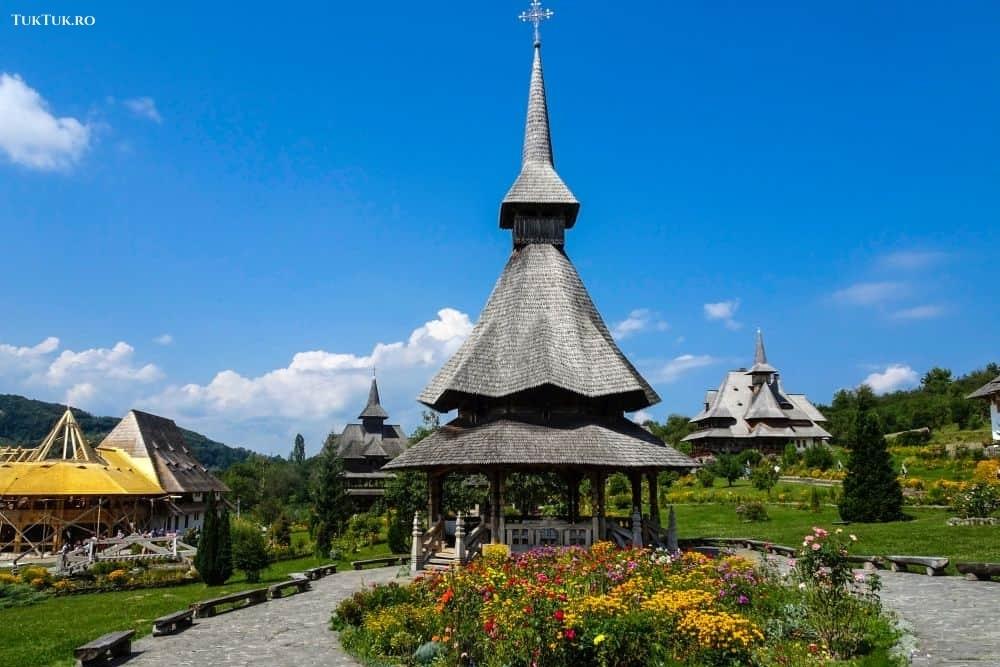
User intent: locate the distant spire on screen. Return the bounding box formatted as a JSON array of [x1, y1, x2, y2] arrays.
[[359, 377, 389, 420], [747, 329, 777, 375], [500, 3, 579, 233]]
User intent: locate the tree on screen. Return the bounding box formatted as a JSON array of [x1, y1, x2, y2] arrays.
[[751, 460, 780, 494], [712, 454, 743, 487], [291, 433, 306, 464], [231, 519, 270, 583], [920, 367, 954, 395], [217, 500, 233, 583], [270, 513, 292, 547], [194, 492, 219, 584], [311, 438, 349, 557], [839, 386, 905, 523]]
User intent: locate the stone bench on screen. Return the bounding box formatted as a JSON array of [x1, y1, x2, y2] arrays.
[[955, 562, 1000, 581], [351, 556, 408, 570], [886, 555, 949, 576], [303, 563, 338, 580], [152, 608, 194, 636], [190, 588, 268, 618], [74, 630, 134, 666], [268, 576, 310, 599]]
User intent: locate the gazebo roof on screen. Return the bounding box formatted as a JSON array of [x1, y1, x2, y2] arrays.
[[384, 414, 692, 471], [418, 243, 659, 412], [967, 373, 1000, 400]]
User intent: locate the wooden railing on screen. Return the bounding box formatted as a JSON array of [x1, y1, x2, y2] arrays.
[[58, 535, 196, 573], [462, 523, 489, 562]]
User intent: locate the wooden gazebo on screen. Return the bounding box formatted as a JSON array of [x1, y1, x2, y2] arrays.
[[385, 12, 694, 567]]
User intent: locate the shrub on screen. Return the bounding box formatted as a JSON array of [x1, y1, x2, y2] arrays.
[[803, 445, 835, 471], [735, 501, 769, 522], [750, 461, 780, 493], [809, 486, 824, 513], [738, 449, 763, 467], [782, 442, 801, 467], [695, 467, 716, 488], [386, 512, 409, 554], [973, 460, 1000, 485], [0, 582, 47, 609], [712, 453, 744, 487], [231, 519, 270, 583], [895, 430, 931, 446], [952, 483, 1000, 518], [269, 514, 292, 547]]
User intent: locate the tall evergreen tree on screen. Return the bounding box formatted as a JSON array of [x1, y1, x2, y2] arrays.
[[195, 492, 220, 584], [291, 433, 306, 464], [839, 386, 905, 522], [217, 500, 234, 583], [311, 438, 349, 557]]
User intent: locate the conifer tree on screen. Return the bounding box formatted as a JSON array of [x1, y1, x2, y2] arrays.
[[311, 438, 349, 557], [217, 500, 234, 583], [195, 492, 220, 584], [839, 386, 905, 522]]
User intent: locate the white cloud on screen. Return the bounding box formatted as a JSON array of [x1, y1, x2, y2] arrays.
[[880, 250, 948, 270], [861, 364, 919, 394], [46, 341, 163, 386], [611, 309, 669, 340], [153, 333, 174, 345], [630, 409, 654, 424], [832, 281, 906, 306], [0, 336, 61, 376], [0, 73, 91, 170], [703, 300, 741, 330], [65, 383, 97, 407], [124, 97, 162, 123], [146, 308, 473, 423], [659, 354, 718, 382], [890, 305, 944, 321]]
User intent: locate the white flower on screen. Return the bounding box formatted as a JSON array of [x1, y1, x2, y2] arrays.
[[849, 534, 858, 542], [798, 582, 807, 590]]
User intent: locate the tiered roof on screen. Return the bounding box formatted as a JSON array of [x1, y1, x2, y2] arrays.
[[388, 36, 691, 473], [335, 378, 408, 461]]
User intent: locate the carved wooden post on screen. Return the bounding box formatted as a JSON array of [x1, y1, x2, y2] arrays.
[[631, 509, 643, 547], [455, 512, 466, 563], [596, 471, 607, 539], [488, 472, 501, 544], [171, 535, 178, 558], [647, 472, 660, 527], [589, 471, 600, 543], [666, 505, 679, 553], [497, 470, 506, 545], [410, 511, 423, 573]]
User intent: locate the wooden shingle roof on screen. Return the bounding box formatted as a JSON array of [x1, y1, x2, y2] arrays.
[[358, 378, 389, 419], [419, 243, 659, 412], [967, 373, 1000, 400]]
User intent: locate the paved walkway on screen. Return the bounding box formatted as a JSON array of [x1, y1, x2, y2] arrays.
[[129, 567, 403, 667], [878, 571, 1000, 666], [124, 563, 1000, 666]]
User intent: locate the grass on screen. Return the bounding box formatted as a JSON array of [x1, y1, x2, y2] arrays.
[[0, 542, 393, 667], [670, 503, 997, 564]]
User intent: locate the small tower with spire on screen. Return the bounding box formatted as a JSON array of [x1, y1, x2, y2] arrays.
[[747, 329, 778, 388], [359, 376, 390, 434]]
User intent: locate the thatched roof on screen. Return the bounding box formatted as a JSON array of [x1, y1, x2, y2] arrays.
[[419, 243, 659, 412], [967, 373, 1000, 400], [500, 44, 579, 229], [384, 414, 693, 471]]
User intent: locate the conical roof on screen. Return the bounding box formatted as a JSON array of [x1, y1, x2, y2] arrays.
[[747, 329, 777, 374], [420, 243, 659, 412], [745, 381, 786, 420], [500, 44, 579, 229], [967, 372, 1000, 400], [359, 378, 389, 419], [30, 408, 103, 463]]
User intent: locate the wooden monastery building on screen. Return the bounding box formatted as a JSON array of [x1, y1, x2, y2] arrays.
[[332, 377, 408, 505], [0, 408, 226, 556], [386, 14, 694, 565], [683, 330, 831, 456]]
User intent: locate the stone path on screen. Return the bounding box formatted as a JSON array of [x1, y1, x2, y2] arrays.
[[878, 571, 1000, 666], [128, 567, 403, 667], [123, 563, 1000, 666]]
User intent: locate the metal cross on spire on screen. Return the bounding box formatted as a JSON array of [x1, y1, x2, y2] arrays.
[[519, 0, 554, 45]]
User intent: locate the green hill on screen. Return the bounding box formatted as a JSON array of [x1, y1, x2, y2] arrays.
[[0, 394, 253, 471]]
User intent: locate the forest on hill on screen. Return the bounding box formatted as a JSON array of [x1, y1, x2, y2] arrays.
[[0, 394, 254, 470], [817, 363, 998, 444]]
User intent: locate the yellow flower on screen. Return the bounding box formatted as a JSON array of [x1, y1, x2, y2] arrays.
[[593, 633, 607, 645]]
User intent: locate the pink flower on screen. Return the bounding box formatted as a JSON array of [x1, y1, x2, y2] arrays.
[[803, 535, 814, 543], [811, 543, 821, 551]]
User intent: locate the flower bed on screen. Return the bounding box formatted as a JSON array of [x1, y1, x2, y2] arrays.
[[332, 534, 901, 666]]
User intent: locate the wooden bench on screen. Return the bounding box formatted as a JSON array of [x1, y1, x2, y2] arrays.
[[955, 562, 1000, 581], [152, 608, 194, 636], [765, 544, 798, 557], [268, 576, 310, 599], [351, 556, 408, 570], [190, 588, 268, 618], [303, 563, 338, 580], [74, 630, 134, 666], [846, 555, 885, 571], [886, 555, 949, 576]]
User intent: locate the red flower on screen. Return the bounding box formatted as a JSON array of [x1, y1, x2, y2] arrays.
[[440, 588, 454, 605], [553, 609, 565, 622], [564, 628, 576, 640]]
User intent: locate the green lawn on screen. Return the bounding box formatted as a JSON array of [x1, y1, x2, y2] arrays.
[[670, 503, 997, 564], [1, 543, 394, 667]]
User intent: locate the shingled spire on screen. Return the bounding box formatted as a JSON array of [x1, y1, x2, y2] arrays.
[[748, 329, 777, 376], [359, 377, 389, 420], [500, 42, 580, 241]]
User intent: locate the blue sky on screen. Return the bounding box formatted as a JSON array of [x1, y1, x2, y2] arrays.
[[1, 1, 997, 454]]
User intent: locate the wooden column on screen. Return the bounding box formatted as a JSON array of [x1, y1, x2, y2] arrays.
[[428, 472, 444, 524], [489, 472, 501, 544], [590, 471, 600, 541], [629, 472, 643, 514], [647, 472, 660, 527], [497, 469, 506, 544]]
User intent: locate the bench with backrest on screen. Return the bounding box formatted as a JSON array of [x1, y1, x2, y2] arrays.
[[886, 555, 949, 576], [74, 630, 135, 666], [190, 588, 268, 618], [351, 555, 408, 570], [268, 576, 310, 599], [152, 608, 194, 636], [955, 562, 1000, 581]]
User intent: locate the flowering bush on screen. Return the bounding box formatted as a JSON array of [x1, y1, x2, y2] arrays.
[[333, 540, 897, 666], [952, 482, 1000, 518]]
